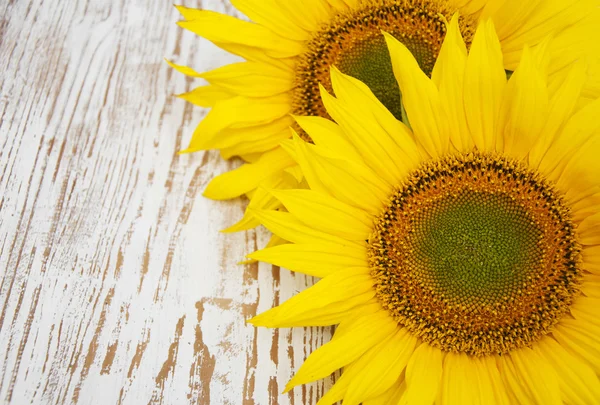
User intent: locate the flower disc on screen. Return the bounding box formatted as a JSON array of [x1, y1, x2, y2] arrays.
[[369, 153, 581, 356]]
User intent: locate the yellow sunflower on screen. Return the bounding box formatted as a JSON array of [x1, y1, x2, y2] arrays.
[[247, 17, 600, 405], [169, 0, 600, 233]]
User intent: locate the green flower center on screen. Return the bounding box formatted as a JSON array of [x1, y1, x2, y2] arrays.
[[292, 0, 475, 133], [413, 190, 542, 308], [369, 153, 580, 356]]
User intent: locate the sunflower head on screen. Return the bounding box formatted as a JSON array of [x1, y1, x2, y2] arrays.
[[248, 15, 600, 405], [170, 0, 600, 221], [370, 152, 581, 356]]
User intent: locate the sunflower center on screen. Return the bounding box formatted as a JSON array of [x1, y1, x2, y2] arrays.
[[292, 0, 475, 134], [369, 153, 581, 356]]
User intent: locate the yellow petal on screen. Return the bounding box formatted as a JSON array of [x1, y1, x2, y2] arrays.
[[549, 9, 600, 100], [478, 356, 511, 405], [326, 68, 421, 181], [583, 245, 600, 275], [404, 344, 443, 405], [529, 61, 587, 169], [176, 85, 234, 107], [496, 46, 549, 160], [578, 211, 600, 245], [219, 135, 290, 160], [362, 380, 405, 405], [165, 58, 203, 78], [270, 189, 373, 241], [285, 135, 391, 216], [315, 363, 356, 405], [458, 0, 491, 15], [570, 190, 600, 224], [343, 329, 418, 405], [223, 172, 298, 233], [184, 94, 291, 152], [293, 115, 363, 163], [497, 0, 596, 66], [440, 353, 510, 405], [496, 354, 533, 404], [538, 97, 600, 183], [384, 32, 448, 158], [431, 14, 472, 152], [537, 336, 600, 405], [509, 347, 561, 405], [571, 297, 600, 324], [198, 61, 294, 97], [249, 267, 374, 327], [176, 6, 304, 58], [285, 310, 398, 391], [206, 116, 293, 152], [488, 0, 545, 45], [230, 0, 310, 41], [247, 242, 368, 278], [251, 209, 362, 247], [463, 19, 506, 152], [202, 147, 295, 200], [554, 136, 600, 208], [552, 320, 600, 374], [276, 0, 332, 33]]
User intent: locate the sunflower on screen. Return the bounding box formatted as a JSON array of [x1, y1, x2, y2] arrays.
[[170, 0, 600, 233], [246, 17, 600, 405]]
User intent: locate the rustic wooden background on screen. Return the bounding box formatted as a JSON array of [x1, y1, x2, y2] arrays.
[[0, 1, 336, 404]]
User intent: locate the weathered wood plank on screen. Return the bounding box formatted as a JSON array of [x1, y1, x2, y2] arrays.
[[0, 0, 335, 403]]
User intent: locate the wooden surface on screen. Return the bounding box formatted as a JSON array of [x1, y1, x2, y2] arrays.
[[0, 1, 335, 404]]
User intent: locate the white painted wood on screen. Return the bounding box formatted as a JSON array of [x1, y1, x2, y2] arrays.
[[0, 1, 335, 403]]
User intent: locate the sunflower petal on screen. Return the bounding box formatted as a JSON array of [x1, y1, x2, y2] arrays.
[[478, 357, 511, 405], [249, 267, 374, 327], [537, 336, 600, 405], [326, 68, 421, 180], [463, 19, 506, 152], [184, 94, 291, 152], [529, 61, 587, 168], [251, 209, 361, 247], [343, 329, 418, 405], [496, 46, 549, 160], [431, 14, 472, 152], [539, 97, 600, 182], [497, 355, 532, 404], [176, 85, 235, 107], [293, 115, 363, 163], [405, 344, 443, 405], [230, 0, 310, 41], [578, 211, 600, 245], [384, 32, 449, 158], [223, 172, 298, 233], [555, 136, 600, 209], [247, 242, 367, 278], [509, 347, 562, 405], [440, 353, 477, 405], [176, 6, 304, 58], [487, 0, 544, 45], [203, 116, 293, 152], [583, 245, 600, 274], [286, 135, 391, 215], [362, 381, 406, 405], [285, 310, 398, 391], [276, 0, 333, 33], [553, 320, 600, 374], [202, 147, 295, 200], [197, 61, 294, 97], [270, 189, 373, 240]]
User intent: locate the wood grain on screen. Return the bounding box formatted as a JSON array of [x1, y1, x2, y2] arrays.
[[0, 1, 336, 403]]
